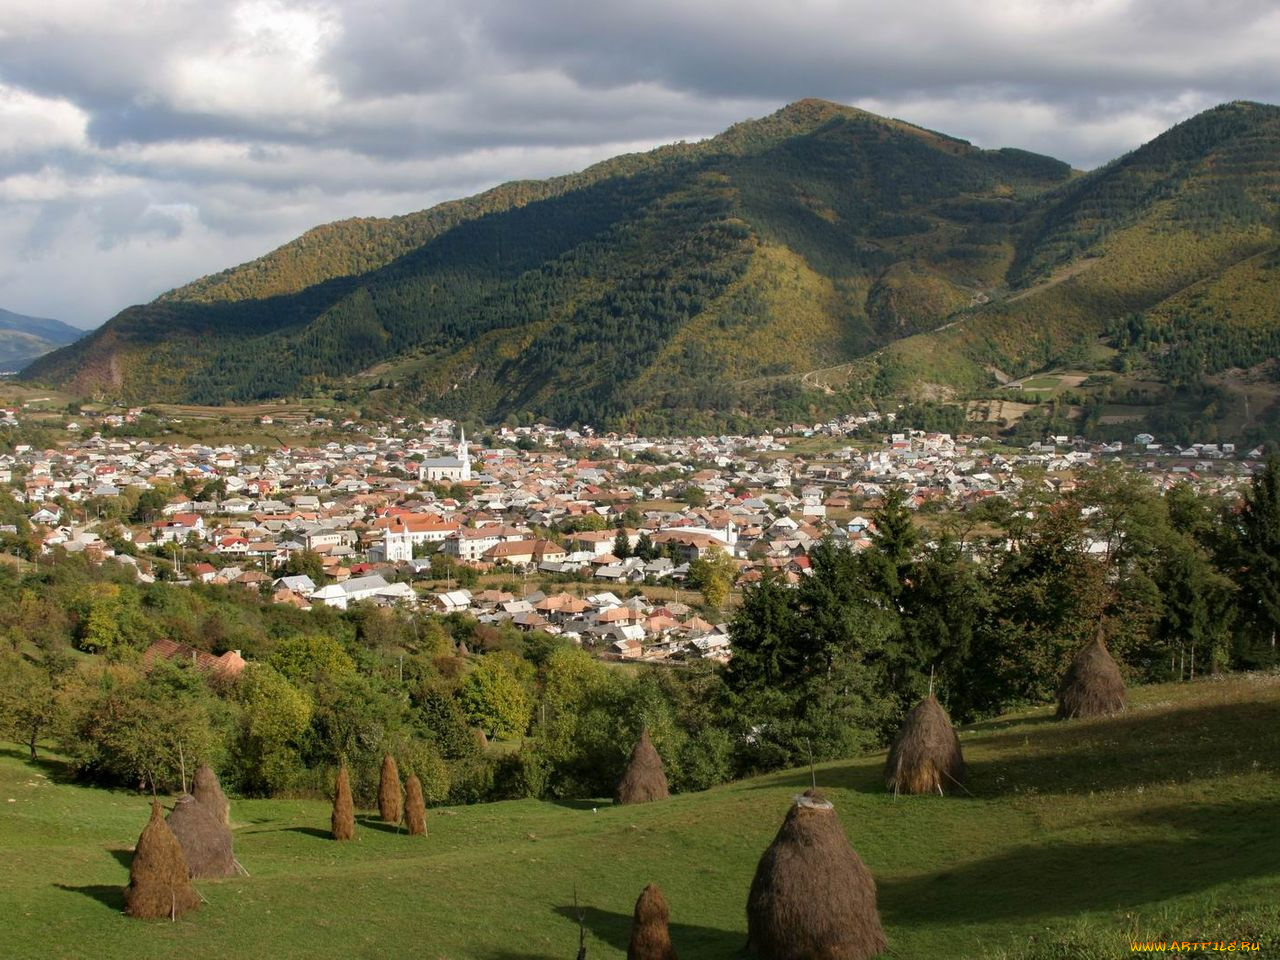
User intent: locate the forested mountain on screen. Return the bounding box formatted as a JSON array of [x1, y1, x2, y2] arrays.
[[0, 308, 84, 373], [868, 101, 1280, 401], [25, 99, 1280, 433]]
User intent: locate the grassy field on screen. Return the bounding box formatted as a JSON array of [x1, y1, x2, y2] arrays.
[[2, 674, 1278, 959]]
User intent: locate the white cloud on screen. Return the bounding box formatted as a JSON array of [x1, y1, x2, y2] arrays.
[[0, 84, 86, 158], [0, 0, 1277, 326]]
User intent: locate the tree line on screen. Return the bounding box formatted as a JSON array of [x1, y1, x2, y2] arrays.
[[2, 461, 1278, 804]]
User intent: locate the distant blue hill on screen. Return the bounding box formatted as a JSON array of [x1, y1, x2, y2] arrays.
[[0, 308, 86, 372]]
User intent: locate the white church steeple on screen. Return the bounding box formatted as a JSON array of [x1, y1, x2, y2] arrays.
[[458, 426, 471, 481]]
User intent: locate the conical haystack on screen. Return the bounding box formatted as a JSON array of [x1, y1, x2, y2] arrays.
[[191, 763, 230, 826], [124, 800, 201, 920], [167, 794, 236, 878], [746, 790, 886, 960], [378, 754, 402, 824], [628, 883, 677, 960], [404, 773, 427, 836], [331, 765, 355, 841], [615, 729, 669, 805], [1057, 635, 1126, 719], [884, 694, 965, 796]]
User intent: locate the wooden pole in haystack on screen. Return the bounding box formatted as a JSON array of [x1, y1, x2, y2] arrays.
[[167, 794, 236, 878], [884, 695, 965, 796], [378, 754, 403, 824], [614, 729, 669, 805], [1057, 628, 1126, 720], [331, 764, 356, 841], [746, 790, 886, 960], [124, 800, 201, 920], [191, 763, 231, 827], [628, 883, 677, 960], [404, 773, 427, 836]]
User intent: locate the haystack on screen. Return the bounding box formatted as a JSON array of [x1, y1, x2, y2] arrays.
[[167, 794, 236, 878], [191, 763, 230, 826], [404, 773, 427, 836], [473, 727, 489, 750], [615, 729, 669, 805], [884, 694, 965, 796], [1057, 635, 1126, 719], [628, 883, 677, 960], [124, 800, 201, 920], [332, 765, 355, 841], [378, 754, 402, 824], [746, 790, 886, 960]]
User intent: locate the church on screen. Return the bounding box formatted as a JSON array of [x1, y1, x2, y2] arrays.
[[418, 428, 472, 483]]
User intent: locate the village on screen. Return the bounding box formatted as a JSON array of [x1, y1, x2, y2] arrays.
[[0, 403, 1265, 667]]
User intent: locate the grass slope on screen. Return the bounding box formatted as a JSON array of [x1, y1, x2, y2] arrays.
[[2, 675, 1278, 959]]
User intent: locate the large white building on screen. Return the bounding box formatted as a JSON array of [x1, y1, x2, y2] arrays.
[[418, 429, 472, 483]]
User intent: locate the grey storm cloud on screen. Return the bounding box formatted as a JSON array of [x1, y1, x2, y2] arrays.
[[0, 0, 1278, 327]]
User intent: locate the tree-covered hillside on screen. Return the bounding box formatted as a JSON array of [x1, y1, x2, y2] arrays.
[[26, 99, 1280, 433], [866, 101, 1280, 400], [24, 100, 1072, 427]]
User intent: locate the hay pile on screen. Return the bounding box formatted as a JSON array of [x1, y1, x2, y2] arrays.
[[332, 765, 355, 841], [124, 800, 201, 920], [615, 729, 669, 805], [167, 794, 236, 878], [404, 773, 427, 836], [746, 790, 886, 960], [378, 754, 402, 824], [628, 883, 677, 960], [884, 694, 965, 796], [1057, 635, 1126, 719], [191, 763, 230, 826]]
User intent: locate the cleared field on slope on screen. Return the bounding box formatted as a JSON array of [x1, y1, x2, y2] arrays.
[[2, 674, 1278, 959]]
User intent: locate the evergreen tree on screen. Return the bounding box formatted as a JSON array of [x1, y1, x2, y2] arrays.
[[635, 530, 656, 561], [727, 576, 800, 691], [613, 526, 632, 559], [899, 536, 989, 719], [1226, 456, 1280, 666], [1155, 533, 1235, 678], [727, 541, 899, 766], [865, 487, 919, 603]]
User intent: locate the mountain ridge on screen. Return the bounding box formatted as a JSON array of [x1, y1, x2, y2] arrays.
[[0, 308, 85, 372], [24, 98, 1280, 439]]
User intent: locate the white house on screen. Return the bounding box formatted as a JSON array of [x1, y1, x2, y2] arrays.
[[419, 429, 472, 483], [310, 574, 414, 609]]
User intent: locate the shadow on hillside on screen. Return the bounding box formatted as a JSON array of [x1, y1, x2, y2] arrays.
[[108, 848, 133, 870], [959, 713, 1058, 735], [963, 699, 1280, 798], [0, 744, 76, 783], [55, 883, 123, 913], [554, 904, 746, 958], [879, 797, 1280, 926], [754, 698, 1280, 801], [743, 759, 885, 796], [282, 826, 334, 840], [356, 815, 405, 835], [544, 797, 605, 811]]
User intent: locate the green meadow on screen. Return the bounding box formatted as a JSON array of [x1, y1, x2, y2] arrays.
[[2, 674, 1278, 960]]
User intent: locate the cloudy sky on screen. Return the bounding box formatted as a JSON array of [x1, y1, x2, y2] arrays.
[[2, 0, 1279, 329]]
